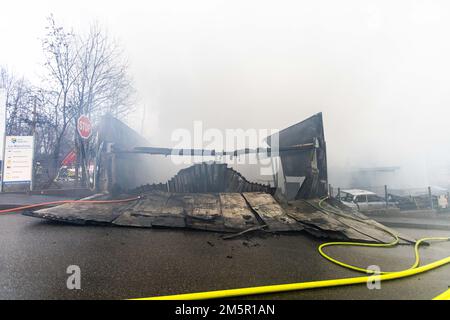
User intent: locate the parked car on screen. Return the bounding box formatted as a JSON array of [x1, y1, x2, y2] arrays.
[[339, 189, 391, 212]]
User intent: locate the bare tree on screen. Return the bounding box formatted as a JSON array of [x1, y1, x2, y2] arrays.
[[0, 67, 71, 187], [40, 14, 80, 185], [73, 23, 134, 121], [71, 23, 134, 185], [2, 16, 135, 189], [0, 67, 33, 136]]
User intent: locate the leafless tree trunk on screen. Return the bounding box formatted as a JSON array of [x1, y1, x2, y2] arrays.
[[2, 15, 135, 190], [41, 15, 80, 186], [71, 23, 134, 186]]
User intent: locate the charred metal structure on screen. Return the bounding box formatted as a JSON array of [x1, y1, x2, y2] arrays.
[[132, 163, 273, 194], [267, 112, 327, 200], [24, 113, 414, 243], [99, 112, 328, 200]]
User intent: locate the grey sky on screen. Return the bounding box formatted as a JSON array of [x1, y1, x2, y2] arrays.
[[1, 0, 449, 186]]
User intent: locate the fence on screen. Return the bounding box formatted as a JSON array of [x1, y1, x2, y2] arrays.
[[328, 184, 449, 211]]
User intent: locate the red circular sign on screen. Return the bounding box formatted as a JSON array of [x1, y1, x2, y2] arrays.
[[77, 115, 92, 139]]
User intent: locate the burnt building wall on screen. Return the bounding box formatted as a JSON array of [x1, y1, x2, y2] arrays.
[[97, 114, 158, 192], [96, 113, 328, 199], [267, 113, 328, 200]]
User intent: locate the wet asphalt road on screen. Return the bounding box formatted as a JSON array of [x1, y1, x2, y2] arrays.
[[0, 194, 79, 208], [0, 213, 449, 300]]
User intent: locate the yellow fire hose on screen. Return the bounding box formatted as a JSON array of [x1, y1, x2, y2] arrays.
[[433, 288, 450, 300], [131, 197, 450, 300], [133, 255, 450, 300], [316, 195, 449, 275]]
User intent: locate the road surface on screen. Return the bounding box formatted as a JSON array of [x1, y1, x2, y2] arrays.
[[0, 213, 449, 299]]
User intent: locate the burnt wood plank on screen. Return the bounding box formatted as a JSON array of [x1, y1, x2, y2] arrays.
[[219, 193, 261, 231], [242, 192, 302, 231]]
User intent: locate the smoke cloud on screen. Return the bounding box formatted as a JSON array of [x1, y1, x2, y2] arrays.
[[1, 0, 449, 188]]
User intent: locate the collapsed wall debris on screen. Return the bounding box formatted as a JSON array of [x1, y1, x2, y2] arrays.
[[26, 188, 414, 243], [23, 113, 414, 243], [132, 162, 273, 194]]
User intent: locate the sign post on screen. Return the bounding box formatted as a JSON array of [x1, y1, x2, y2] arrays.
[[77, 115, 92, 140], [77, 115, 92, 188], [0, 89, 7, 192], [2, 136, 34, 191]]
